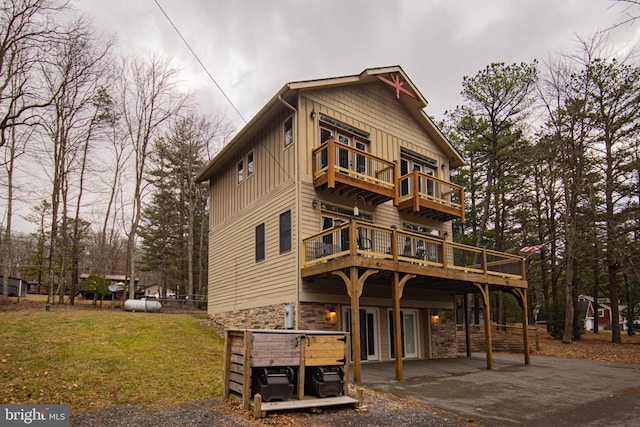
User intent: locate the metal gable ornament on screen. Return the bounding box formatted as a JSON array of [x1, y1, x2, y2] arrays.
[[375, 72, 418, 100]]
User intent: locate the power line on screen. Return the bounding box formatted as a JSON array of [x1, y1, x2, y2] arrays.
[[153, 1, 291, 181], [153, 0, 247, 124]]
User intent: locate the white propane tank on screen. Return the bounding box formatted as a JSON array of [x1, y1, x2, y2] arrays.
[[124, 298, 162, 313]]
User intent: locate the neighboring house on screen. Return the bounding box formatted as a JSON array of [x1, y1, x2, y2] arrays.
[[195, 66, 529, 381], [140, 283, 177, 298], [78, 274, 140, 298], [0, 276, 29, 297], [579, 295, 632, 331]]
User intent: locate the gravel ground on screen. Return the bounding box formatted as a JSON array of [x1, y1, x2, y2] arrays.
[[70, 389, 477, 427]]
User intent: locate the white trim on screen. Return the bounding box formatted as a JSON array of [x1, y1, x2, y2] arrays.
[[342, 306, 380, 362]]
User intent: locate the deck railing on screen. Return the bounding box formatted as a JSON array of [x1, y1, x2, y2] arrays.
[[312, 139, 396, 191], [398, 170, 465, 221], [302, 219, 525, 280]]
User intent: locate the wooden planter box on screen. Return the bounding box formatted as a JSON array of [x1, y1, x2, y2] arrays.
[[223, 329, 360, 417]]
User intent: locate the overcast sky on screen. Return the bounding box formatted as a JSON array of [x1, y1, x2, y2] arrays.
[[5, 0, 640, 234], [72, 0, 639, 129]]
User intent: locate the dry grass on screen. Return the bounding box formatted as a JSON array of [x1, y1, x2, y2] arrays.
[[0, 298, 224, 411], [536, 329, 640, 365]]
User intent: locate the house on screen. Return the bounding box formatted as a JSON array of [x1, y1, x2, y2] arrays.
[[578, 295, 633, 332], [139, 283, 177, 298], [195, 66, 529, 382], [0, 276, 29, 297], [78, 274, 140, 298]]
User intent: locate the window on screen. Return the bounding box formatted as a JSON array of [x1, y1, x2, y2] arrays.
[[400, 148, 437, 197], [318, 115, 369, 174], [247, 151, 254, 177], [284, 117, 293, 147], [237, 160, 244, 183], [279, 210, 291, 253], [255, 223, 265, 262]]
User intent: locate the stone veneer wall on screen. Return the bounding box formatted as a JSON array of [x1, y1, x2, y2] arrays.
[[208, 303, 291, 331], [298, 302, 341, 331], [430, 308, 457, 358], [207, 302, 340, 332]]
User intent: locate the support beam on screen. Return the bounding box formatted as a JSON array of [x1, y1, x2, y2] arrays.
[[349, 267, 361, 385], [392, 272, 415, 381], [474, 283, 492, 369], [333, 267, 378, 385], [512, 288, 531, 365], [464, 293, 471, 358]]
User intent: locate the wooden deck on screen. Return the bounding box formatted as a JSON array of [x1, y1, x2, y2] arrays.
[[312, 139, 464, 222], [301, 219, 526, 291]]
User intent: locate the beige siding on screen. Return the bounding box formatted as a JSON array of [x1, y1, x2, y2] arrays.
[[208, 181, 298, 314], [297, 83, 451, 180], [207, 107, 300, 314], [210, 112, 295, 228]]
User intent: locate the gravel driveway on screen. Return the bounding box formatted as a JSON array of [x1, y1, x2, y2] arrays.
[[70, 390, 476, 427]]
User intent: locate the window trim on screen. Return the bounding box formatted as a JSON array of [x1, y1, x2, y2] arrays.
[[279, 210, 292, 254], [237, 159, 244, 184], [284, 116, 293, 148], [255, 223, 265, 262], [247, 151, 254, 177]]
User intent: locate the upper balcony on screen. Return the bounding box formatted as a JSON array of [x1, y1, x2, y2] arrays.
[[312, 139, 465, 222], [312, 139, 396, 205], [301, 219, 526, 289], [397, 170, 465, 222]]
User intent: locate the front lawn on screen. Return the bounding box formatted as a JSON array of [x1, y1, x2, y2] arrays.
[[0, 305, 224, 411]]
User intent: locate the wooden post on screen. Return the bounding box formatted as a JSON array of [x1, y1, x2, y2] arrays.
[[222, 330, 231, 398], [482, 285, 493, 369], [349, 266, 362, 385], [393, 160, 399, 206], [253, 393, 263, 418], [350, 218, 358, 256], [412, 169, 420, 212], [464, 294, 471, 358], [441, 239, 448, 268], [391, 272, 415, 381], [356, 387, 364, 409], [327, 139, 336, 189], [520, 289, 531, 365], [333, 268, 378, 386], [391, 226, 398, 262], [298, 335, 306, 400], [242, 332, 253, 409], [343, 334, 350, 396], [392, 272, 403, 381]]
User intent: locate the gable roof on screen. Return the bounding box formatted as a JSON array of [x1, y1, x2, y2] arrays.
[[195, 65, 464, 182]]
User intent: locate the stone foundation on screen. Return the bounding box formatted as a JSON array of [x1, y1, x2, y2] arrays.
[[207, 302, 340, 333], [298, 302, 341, 330], [430, 308, 457, 358], [208, 303, 291, 332]]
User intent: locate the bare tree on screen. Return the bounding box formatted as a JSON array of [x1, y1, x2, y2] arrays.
[[39, 17, 112, 304], [0, 0, 69, 148], [92, 86, 130, 290], [118, 55, 187, 299], [0, 0, 69, 302]]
